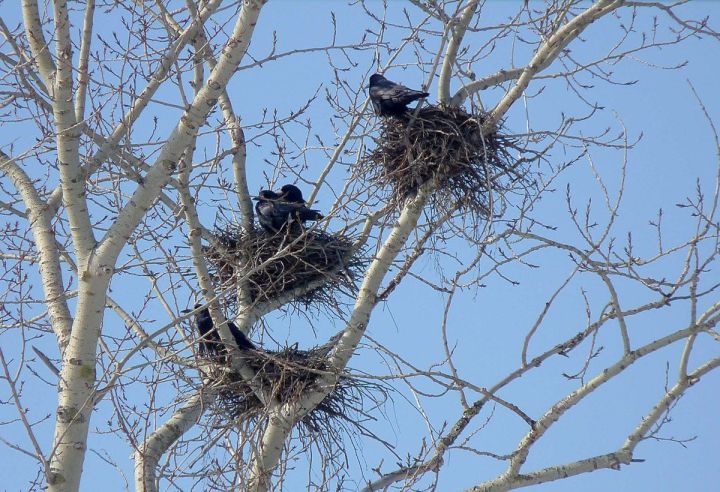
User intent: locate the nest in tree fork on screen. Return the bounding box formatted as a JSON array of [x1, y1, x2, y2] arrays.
[[205, 344, 385, 446], [205, 227, 361, 308], [366, 105, 527, 217]]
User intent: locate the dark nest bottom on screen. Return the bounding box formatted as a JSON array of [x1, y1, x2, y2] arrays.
[[205, 227, 363, 309], [205, 345, 387, 451], [365, 105, 532, 217]]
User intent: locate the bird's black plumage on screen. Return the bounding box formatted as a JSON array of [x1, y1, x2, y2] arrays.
[[280, 184, 306, 204], [189, 305, 255, 357], [254, 186, 323, 233], [254, 189, 283, 233], [368, 73, 430, 117]]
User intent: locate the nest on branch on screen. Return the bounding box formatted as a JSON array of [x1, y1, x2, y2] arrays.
[[365, 105, 529, 218], [204, 344, 386, 451], [205, 226, 361, 309]]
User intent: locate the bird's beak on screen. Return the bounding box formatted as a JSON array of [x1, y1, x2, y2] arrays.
[[180, 308, 193, 314], [252, 196, 261, 201]]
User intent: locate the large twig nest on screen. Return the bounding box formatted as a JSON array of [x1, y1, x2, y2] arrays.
[[205, 226, 362, 309], [365, 105, 531, 218], [203, 344, 387, 452]]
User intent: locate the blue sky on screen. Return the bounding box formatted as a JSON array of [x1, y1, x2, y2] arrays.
[[1, 1, 719, 491]]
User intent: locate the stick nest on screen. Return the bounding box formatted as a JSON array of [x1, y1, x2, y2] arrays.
[[365, 105, 528, 216], [205, 344, 385, 444], [205, 227, 361, 309]]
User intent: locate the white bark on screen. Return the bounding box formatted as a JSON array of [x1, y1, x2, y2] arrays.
[[44, 2, 267, 490], [22, 0, 95, 269], [134, 390, 214, 492], [73, 0, 94, 122], [437, 0, 480, 104], [0, 150, 73, 349], [20, 0, 56, 89], [52, 0, 96, 269]]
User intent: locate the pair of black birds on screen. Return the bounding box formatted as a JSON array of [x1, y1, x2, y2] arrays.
[[368, 73, 430, 117], [254, 184, 324, 233]]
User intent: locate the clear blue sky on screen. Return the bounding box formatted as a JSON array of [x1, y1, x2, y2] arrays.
[[1, 1, 719, 491]]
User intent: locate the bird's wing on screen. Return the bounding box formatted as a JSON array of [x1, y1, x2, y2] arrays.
[[274, 202, 323, 222], [372, 84, 424, 104], [273, 202, 298, 216]]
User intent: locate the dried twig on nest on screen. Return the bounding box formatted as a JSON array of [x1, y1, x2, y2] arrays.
[[365, 105, 532, 218], [205, 227, 363, 309], [204, 345, 387, 453]]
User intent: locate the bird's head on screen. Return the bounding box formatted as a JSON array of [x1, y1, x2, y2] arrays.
[[280, 184, 305, 203], [368, 73, 386, 88], [180, 303, 203, 314], [253, 189, 279, 201]]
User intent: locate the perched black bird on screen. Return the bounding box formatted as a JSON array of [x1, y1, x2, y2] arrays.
[[254, 187, 323, 233], [186, 305, 255, 358], [280, 184, 306, 204], [368, 73, 430, 117]]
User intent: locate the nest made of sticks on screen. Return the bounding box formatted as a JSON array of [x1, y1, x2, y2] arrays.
[[206, 344, 385, 439], [366, 105, 529, 217], [205, 226, 362, 309]]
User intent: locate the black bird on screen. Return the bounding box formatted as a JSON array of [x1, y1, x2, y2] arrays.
[[368, 73, 430, 117], [280, 184, 306, 204], [254, 187, 324, 233], [185, 305, 255, 358]]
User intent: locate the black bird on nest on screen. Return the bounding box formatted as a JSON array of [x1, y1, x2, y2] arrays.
[[280, 184, 307, 204], [185, 304, 255, 357], [368, 73, 430, 117], [254, 185, 323, 233]]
